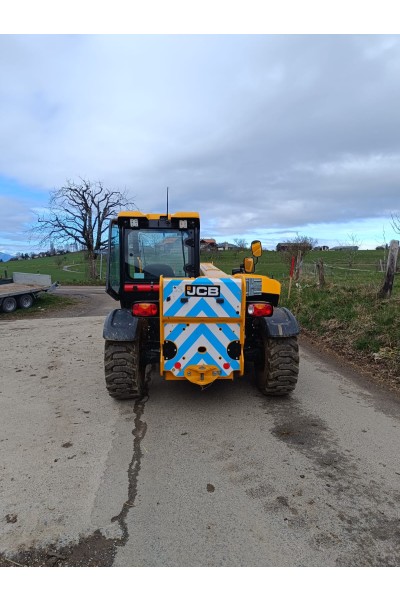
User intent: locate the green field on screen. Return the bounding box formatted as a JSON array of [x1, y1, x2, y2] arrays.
[[0, 252, 107, 285], [204, 247, 390, 284], [1, 247, 390, 286], [2, 247, 398, 383]]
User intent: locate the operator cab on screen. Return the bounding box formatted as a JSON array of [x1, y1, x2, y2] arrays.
[[106, 211, 201, 306]]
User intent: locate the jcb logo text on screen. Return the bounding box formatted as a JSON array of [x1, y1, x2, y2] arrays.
[[185, 285, 220, 297]]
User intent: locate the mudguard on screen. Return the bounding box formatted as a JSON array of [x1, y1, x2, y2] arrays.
[[261, 307, 300, 338], [103, 309, 140, 341]]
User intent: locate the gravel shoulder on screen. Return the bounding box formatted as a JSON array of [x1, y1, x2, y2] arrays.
[[0, 315, 123, 565]]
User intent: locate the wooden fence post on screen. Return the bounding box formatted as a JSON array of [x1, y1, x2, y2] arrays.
[[378, 240, 399, 299], [295, 250, 303, 281], [316, 258, 325, 288], [288, 256, 295, 299]]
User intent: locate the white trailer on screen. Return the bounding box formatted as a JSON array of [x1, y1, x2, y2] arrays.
[[0, 273, 58, 313]]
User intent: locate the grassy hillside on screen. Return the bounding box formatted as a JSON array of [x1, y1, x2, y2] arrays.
[[0, 252, 106, 285]]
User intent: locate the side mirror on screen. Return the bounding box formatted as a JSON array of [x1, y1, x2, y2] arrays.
[[251, 240, 262, 258], [243, 257, 255, 273]]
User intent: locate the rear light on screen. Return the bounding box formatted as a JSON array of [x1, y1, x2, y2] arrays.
[[132, 303, 158, 317], [247, 303, 273, 317], [124, 284, 160, 292]]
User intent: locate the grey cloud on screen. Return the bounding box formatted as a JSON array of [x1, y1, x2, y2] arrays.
[[0, 35, 400, 249], [0, 196, 35, 231]]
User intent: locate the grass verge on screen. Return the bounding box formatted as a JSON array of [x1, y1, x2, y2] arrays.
[[0, 294, 80, 321], [283, 278, 400, 389]]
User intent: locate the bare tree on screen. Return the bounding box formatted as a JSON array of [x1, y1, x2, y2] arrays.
[[54, 254, 65, 268], [233, 238, 248, 250], [31, 178, 133, 278], [278, 235, 317, 281], [391, 213, 400, 236], [343, 233, 360, 268], [279, 235, 316, 262]]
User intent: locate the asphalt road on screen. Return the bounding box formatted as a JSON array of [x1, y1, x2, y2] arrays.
[[54, 285, 119, 317], [1, 288, 400, 566]]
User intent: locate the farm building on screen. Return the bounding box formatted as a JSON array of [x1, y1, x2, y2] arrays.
[[217, 242, 238, 251], [200, 238, 217, 251]]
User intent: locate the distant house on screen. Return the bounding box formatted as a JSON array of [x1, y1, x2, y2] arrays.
[[200, 238, 217, 251], [330, 246, 358, 252], [217, 242, 238, 251]]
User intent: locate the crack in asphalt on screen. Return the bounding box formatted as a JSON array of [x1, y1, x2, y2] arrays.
[[111, 394, 148, 544]]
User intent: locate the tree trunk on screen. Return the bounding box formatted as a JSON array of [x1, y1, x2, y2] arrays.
[[378, 240, 399, 299], [87, 251, 97, 279]]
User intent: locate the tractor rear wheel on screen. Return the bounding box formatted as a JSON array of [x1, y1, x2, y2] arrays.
[[104, 339, 145, 400], [255, 335, 299, 396]]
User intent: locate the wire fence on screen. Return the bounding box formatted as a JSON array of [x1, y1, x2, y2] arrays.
[[300, 261, 389, 286]]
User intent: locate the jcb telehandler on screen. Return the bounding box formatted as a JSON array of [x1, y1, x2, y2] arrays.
[[103, 211, 299, 399]]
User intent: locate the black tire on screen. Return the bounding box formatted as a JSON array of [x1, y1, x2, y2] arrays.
[[17, 294, 34, 309], [255, 335, 299, 396], [104, 339, 145, 400], [1, 297, 17, 313]]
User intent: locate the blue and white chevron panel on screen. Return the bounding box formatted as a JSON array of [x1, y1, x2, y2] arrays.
[[162, 277, 242, 318], [163, 322, 241, 377]]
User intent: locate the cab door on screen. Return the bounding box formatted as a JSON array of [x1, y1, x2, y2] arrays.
[[106, 219, 121, 300]]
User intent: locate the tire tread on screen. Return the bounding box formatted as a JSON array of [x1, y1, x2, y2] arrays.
[[104, 340, 144, 400], [256, 336, 299, 396]]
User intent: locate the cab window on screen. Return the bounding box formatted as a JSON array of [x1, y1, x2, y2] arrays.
[[126, 229, 190, 279], [108, 222, 120, 295]]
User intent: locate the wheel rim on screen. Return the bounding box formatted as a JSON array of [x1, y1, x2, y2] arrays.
[[20, 295, 33, 308], [3, 298, 17, 312]]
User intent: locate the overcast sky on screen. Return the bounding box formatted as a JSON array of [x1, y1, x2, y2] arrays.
[[1, 33, 400, 255]]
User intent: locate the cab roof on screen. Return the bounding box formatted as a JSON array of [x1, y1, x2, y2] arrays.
[[117, 211, 200, 220]]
